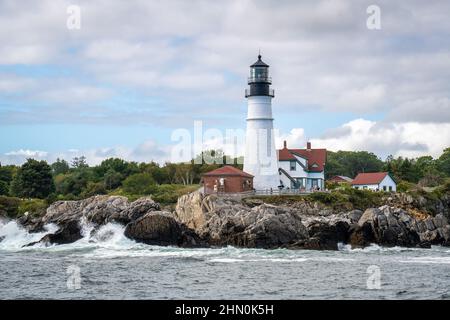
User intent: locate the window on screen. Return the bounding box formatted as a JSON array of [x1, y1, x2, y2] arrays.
[[383, 186, 387, 191], [389, 186, 393, 191], [252, 67, 267, 80], [290, 161, 296, 171], [363, 186, 368, 190]]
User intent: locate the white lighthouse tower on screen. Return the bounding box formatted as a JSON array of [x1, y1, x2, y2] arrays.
[[244, 54, 280, 190]]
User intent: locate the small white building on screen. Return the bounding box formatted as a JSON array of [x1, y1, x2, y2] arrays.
[[351, 172, 396, 192], [278, 141, 327, 191]]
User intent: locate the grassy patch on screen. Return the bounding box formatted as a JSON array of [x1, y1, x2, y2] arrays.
[[0, 195, 21, 218], [0, 196, 48, 219], [18, 199, 48, 217], [397, 180, 417, 193], [247, 187, 384, 211]]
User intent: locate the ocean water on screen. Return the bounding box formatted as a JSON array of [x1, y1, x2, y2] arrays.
[[1, 219, 449, 300]]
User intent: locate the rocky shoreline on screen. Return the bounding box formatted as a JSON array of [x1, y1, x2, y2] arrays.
[[9, 191, 450, 250]]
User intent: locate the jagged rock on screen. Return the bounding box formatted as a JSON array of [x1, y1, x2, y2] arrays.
[[433, 214, 448, 228], [175, 192, 249, 231], [349, 223, 376, 248], [348, 210, 363, 224], [350, 207, 423, 248], [17, 214, 45, 233], [12, 190, 450, 250], [115, 197, 160, 223], [175, 192, 211, 230], [420, 230, 440, 244], [24, 220, 82, 247], [302, 221, 350, 250], [22, 195, 162, 232], [358, 208, 382, 227], [200, 203, 309, 249], [424, 218, 435, 231], [124, 211, 183, 246], [41, 199, 86, 225], [176, 193, 450, 250], [82, 196, 129, 224]]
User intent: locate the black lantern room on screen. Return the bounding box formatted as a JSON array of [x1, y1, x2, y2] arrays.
[[245, 54, 275, 98]]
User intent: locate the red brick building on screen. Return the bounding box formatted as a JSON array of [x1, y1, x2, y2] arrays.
[[202, 166, 254, 194]]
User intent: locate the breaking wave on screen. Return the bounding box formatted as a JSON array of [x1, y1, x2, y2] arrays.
[[0, 219, 448, 265], [0, 220, 58, 250]]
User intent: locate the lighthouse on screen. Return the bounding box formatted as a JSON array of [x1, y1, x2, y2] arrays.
[[243, 54, 280, 190]]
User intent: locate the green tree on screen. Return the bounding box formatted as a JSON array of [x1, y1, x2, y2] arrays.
[[398, 158, 417, 182], [0, 181, 9, 195], [418, 168, 444, 187], [51, 158, 70, 175], [10, 159, 55, 198], [96, 158, 129, 176], [122, 173, 157, 195], [103, 169, 123, 190], [324, 152, 347, 179], [71, 156, 88, 169], [0, 164, 16, 195], [174, 163, 195, 185], [325, 151, 383, 179], [437, 148, 450, 177], [139, 161, 169, 184], [81, 181, 107, 198], [54, 168, 94, 197], [415, 156, 435, 178]]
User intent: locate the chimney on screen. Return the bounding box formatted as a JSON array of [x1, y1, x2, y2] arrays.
[[283, 140, 287, 149], [307, 142, 311, 150]]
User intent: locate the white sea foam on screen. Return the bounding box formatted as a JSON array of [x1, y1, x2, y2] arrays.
[[1, 219, 448, 267], [399, 257, 450, 264], [0, 220, 58, 250], [208, 257, 309, 263], [338, 243, 416, 253]]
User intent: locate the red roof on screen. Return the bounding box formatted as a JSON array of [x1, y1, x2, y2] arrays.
[[328, 175, 353, 183], [278, 147, 327, 172], [351, 172, 389, 185], [202, 166, 253, 178]]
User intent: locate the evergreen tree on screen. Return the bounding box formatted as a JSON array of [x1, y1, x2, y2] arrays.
[[10, 159, 55, 198], [51, 158, 70, 175]]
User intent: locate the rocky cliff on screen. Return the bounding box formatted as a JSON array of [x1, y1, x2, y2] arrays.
[[174, 192, 450, 250], [10, 191, 450, 250]]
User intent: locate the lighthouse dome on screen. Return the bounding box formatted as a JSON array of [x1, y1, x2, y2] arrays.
[[250, 54, 269, 67]]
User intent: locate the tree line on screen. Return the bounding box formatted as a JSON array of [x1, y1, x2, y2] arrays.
[[0, 148, 449, 201], [0, 150, 241, 200], [325, 148, 450, 187]]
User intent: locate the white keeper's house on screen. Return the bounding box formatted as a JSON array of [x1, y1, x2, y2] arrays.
[[351, 172, 397, 192], [278, 141, 327, 191]]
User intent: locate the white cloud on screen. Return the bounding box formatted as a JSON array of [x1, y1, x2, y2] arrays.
[[275, 128, 306, 149], [35, 85, 112, 104], [0, 74, 35, 93], [388, 97, 450, 123], [1, 0, 449, 120], [2, 117, 449, 167], [1, 0, 450, 163], [4, 149, 48, 163], [0, 45, 53, 65], [309, 119, 450, 159], [5, 149, 47, 157]]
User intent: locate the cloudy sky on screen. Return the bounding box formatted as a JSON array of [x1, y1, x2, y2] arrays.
[[1, 0, 449, 165]]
